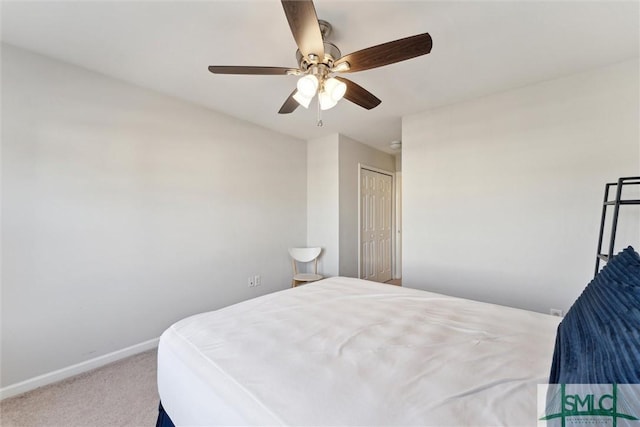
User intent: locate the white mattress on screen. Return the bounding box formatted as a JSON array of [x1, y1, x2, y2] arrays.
[[157, 277, 561, 426]]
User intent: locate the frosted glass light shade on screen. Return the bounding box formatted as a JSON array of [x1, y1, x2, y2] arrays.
[[293, 90, 313, 108], [297, 75, 319, 98], [324, 77, 347, 102], [318, 90, 337, 110]]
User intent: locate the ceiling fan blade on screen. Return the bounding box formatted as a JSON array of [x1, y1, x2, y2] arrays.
[[278, 90, 300, 114], [334, 33, 432, 73], [281, 0, 325, 60], [208, 66, 299, 75], [335, 77, 381, 110]]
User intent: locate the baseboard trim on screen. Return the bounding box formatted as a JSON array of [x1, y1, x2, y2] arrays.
[[0, 337, 159, 400]]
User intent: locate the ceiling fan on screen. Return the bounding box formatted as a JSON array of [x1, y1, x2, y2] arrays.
[[208, 0, 432, 118]]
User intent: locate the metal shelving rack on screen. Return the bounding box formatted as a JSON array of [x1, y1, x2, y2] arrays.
[[594, 176, 640, 277]]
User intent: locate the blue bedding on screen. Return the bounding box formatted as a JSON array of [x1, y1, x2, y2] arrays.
[[156, 403, 175, 427], [549, 246, 640, 384]]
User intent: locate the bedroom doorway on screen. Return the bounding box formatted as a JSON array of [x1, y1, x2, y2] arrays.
[[359, 166, 393, 282]]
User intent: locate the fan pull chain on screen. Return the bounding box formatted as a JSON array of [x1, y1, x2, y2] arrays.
[[316, 96, 323, 127]]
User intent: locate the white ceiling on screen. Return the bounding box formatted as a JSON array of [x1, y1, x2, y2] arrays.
[[2, 0, 639, 153]]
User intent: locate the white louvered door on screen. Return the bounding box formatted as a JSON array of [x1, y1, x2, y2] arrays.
[[360, 168, 393, 282]]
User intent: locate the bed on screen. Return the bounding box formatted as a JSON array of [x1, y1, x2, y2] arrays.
[[156, 246, 640, 426], [156, 276, 562, 426]]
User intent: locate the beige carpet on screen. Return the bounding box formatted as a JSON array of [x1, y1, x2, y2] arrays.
[[0, 349, 159, 427]]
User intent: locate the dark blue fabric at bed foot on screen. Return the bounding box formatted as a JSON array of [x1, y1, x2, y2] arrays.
[[549, 246, 640, 384], [156, 402, 176, 427]]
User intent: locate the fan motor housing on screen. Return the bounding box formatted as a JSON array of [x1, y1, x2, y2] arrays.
[[296, 41, 342, 71]]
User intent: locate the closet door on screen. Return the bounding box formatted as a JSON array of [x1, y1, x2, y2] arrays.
[[360, 168, 393, 282]]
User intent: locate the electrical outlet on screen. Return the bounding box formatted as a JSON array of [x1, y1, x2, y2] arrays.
[[254, 275, 261, 286], [550, 308, 563, 317], [248, 276, 255, 287]]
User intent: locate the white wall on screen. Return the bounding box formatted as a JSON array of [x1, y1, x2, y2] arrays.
[[307, 134, 340, 276], [1, 44, 307, 389], [306, 134, 395, 279], [403, 59, 640, 314], [394, 170, 402, 279], [338, 135, 395, 278]]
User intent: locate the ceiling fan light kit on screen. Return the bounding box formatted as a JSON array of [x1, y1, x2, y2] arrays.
[[208, 0, 432, 124], [294, 75, 347, 111]]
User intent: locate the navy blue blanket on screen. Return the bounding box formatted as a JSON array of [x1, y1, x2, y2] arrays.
[[549, 246, 640, 384], [156, 403, 175, 427]]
